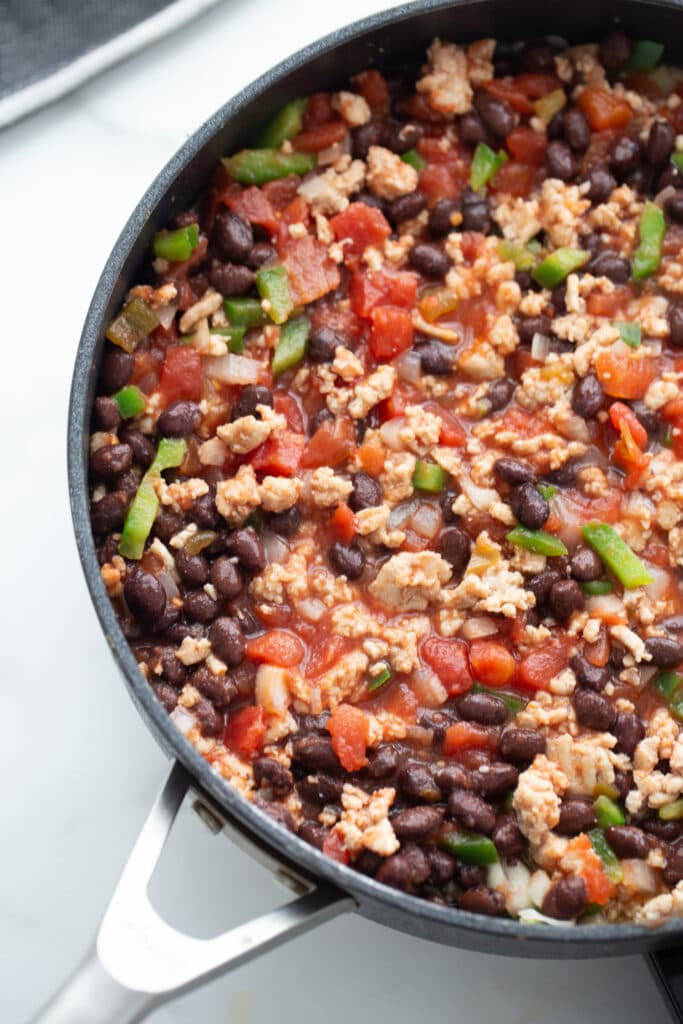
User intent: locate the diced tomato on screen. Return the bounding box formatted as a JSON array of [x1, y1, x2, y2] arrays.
[[282, 234, 340, 305], [302, 92, 335, 129], [245, 630, 305, 667], [505, 126, 546, 166], [453, 295, 490, 335], [293, 121, 348, 153], [223, 706, 266, 759], [249, 430, 305, 477], [609, 401, 649, 450], [261, 176, 300, 212], [518, 637, 570, 692], [327, 703, 370, 771], [490, 160, 536, 197], [483, 77, 533, 114], [423, 402, 467, 447], [613, 423, 649, 488], [584, 626, 610, 668], [300, 416, 355, 469], [280, 195, 310, 232], [585, 286, 631, 318], [273, 392, 304, 433], [578, 86, 633, 131], [225, 186, 278, 234], [353, 69, 390, 114], [329, 202, 392, 258], [357, 436, 386, 476], [322, 829, 351, 865], [307, 635, 346, 677], [513, 72, 562, 98], [418, 163, 461, 202], [331, 502, 357, 544], [563, 835, 616, 906], [158, 346, 202, 403], [349, 269, 418, 318], [469, 640, 516, 688], [369, 305, 414, 360], [443, 721, 496, 755], [595, 347, 657, 399], [372, 681, 419, 724], [422, 636, 473, 697], [377, 381, 420, 421]]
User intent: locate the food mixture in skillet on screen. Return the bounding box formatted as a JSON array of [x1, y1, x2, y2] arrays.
[[90, 29, 683, 924]]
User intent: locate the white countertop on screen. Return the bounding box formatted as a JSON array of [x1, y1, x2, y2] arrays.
[[0, 1, 672, 1020]]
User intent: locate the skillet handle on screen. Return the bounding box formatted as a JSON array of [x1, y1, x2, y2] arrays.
[[30, 760, 352, 1024], [648, 951, 683, 1024]]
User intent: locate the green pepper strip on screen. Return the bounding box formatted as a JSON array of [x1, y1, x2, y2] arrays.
[[532, 247, 590, 289], [654, 671, 683, 700], [368, 666, 392, 693], [258, 98, 308, 148], [256, 264, 294, 325], [412, 460, 447, 493], [224, 296, 269, 328], [594, 794, 625, 829], [624, 39, 665, 72], [272, 315, 309, 377], [439, 832, 498, 866], [581, 521, 653, 588], [617, 322, 642, 349], [471, 682, 525, 713], [581, 580, 613, 596], [153, 223, 199, 263], [670, 693, 683, 722], [222, 149, 316, 186], [506, 526, 568, 557], [632, 201, 666, 281], [119, 438, 187, 560], [537, 483, 557, 500], [660, 798, 683, 821], [211, 325, 247, 354], [498, 239, 537, 272], [671, 153, 683, 174], [588, 829, 623, 884], [106, 296, 159, 353], [112, 385, 146, 419], [401, 148, 427, 171], [470, 142, 508, 191]]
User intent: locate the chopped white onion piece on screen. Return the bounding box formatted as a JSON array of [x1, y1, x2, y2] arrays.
[[255, 665, 291, 716], [459, 474, 499, 512], [531, 332, 551, 361], [621, 859, 658, 894], [502, 861, 533, 916], [644, 563, 670, 601], [527, 869, 551, 909], [461, 616, 498, 640], [203, 352, 261, 385], [263, 530, 289, 566], [643, 338, 662, 356], [405, 725, 434, 747], [558, 413, 591, 444], [587, 593, 627, 621], [296, 597, 328, 623], [155, 568, 180, 601], [170, 705, 196, 736], [388, 498, 420, 529], [518, 908, 574, 927], [412, 666, 448, 708], [409, 501, 442, 539], [156, 302, 178, 330], [317, 137, 350, 165], [380, 417, 406, 451], [395, 349, 422, 384]]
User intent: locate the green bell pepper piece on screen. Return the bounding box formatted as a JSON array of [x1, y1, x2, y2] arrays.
[[581, 580, 613, 596], [440, 833, 498, 865], [654, 671, 683, 700], [256, 264, 294, 325], [617, 322, 642, 349], [224, 296, 269, 329], [537, 483, 557, 500], [472, 683, 525, 713], [470, 142, 508, 191], [258, 98, 308, 148], [112, 385, 146, 419], [152, 223, 199, 263], [119, 438, 187, 560], [401, 148, 427, 171], [532, 247, 590, 289], [499, 240, 537, 272], [506, 526, 568, 557], [624, 40, 665, 72], [594, 795, 625, 829], [581, 521, 653, 588], [412, 460, 447, 492], [211, 324, 247, 353], [632, 201, 666, 281], [670, 692, 683, 722], [368, 666, 392, 693], [660, 799, 683, 821], [664, 424, 674, 448], [106, 296, 159, 353], [222, 148, 316, 186], [671, 153, 683, 174], [272, 315, 309, 377], [588, 829, 623, 883]]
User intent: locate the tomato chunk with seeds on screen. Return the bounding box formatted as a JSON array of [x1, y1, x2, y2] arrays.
[[223, 707, 266, 759], [330, 203, 392, 258], [422, 636, 473, 696], [327, 703, 370, 771], [369, 305, 414, 360]]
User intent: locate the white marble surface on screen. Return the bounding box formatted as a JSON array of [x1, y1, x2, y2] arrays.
[[0, 1, 671, 1020]]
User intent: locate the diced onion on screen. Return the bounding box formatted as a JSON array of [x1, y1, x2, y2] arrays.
[[170, 706, 196, 736], [388, 498, 420, 529], [461, 616, 498, 640], [255, 665, 291, 715], [156, 568, 180, 601], [518, 908, 574, 927], [643, 338, 662, 356], [263, 530, 289, 566], [156, 302, 178, 330], [459, 475, 499, 512], [644, 563, 670, 602], [203, 352, 261, 385], [405, 725, 434, 747], [409, 501, 442, 539], [558, 413, 591, 444], [531, 332, 551, 361], [527, 869, 551, 910], [587, 593, 627, 623], [411, 666, 448, 708], [621, 859, 658, 895], [317, 137, 350, 166], [380, 417, 406, 451], [296, 597, 328, 623], [395, 349, 422, 384]]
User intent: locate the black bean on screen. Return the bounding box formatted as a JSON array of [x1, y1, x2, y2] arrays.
[[175, 548, 209, 587], [456, 692, 508, 726], [428, 847, 456, 885], [429, 197, 460, 237], [154, 508, 184, 543], [253, 757, 293, 797], [208, 617, 245, 666], [119, 428, 155, 469], [399, 762, 442, 803], [247, 242, 278, 269], [231, 384, 273, 421], [599, 30, 632, 71], [549, 578, 584, 621], [210, 557, 243, 599], [588, 250, 630, 284], [614, 712, 645, 758], [188, 271, 209, 298], [194, 696, 224, 737], [385, 121, 424, 154], [644, 818, 683, 843], [491, 813, 525, 858], [100, 346, 134, 393], [570, 653, 608, 692], [474, 90, 515, 137], [459, 886, 505, 916], [494, 457, 535, 486], [510, 482, 549, 530], [208, 261, 255, 296], [585, 165, 617, 204], [460, 197, 490, 233], [448, 789, 495, 834], [391, 805, 445, 839], [528, 569, 562, 606], [486, 377, 515, 411], [91, 491, 127, 534], [627, 168, 654, 199], [225, 527, 265, 574], [572, 373, 604, 418], [563, 108, 591, 152], [646, 120, 675, 167], [556, 799, 598, 836], [349, 471, 382, 511], [328, 541, 365, 579], [115, 466, 143, 502], [94, 396, 121, 432], [257, 799, 295, 832], [166, 621, 204, 644], [191, 665, 237, 707], [645, 636, 683, 668], [308, 325, 346, 363], [570, 546, 604, 582], [440, 488, 459, 524], [519, 42, 555, 72], [296, 773, 343, 805], [298, 821, 328, 850], [158, 400, 201, 437], [614, 770, 633, 802], [151, 682, 178, 713], [434, 763, 470, 792], [574, 687, 616, 731], [500, 729, 546, 764], [213, 210, 253, 263], [367, 745, 400, 779], [184, 589, 220, 623], [664, 843, 683, 884], [292, 739, 342, 778], [376, 848, 430, 891], [435, 527, 470, 576], [609, 135, 643, 176], [458, 110, 488, 147], [605, 825, 649, 860], [409, 242, 450, 278], [352, 120, 384, 159], [90, 443, 133, 480], [124, 571, 166, 624], [516, 314, 552, 345], [268, 507, 302, 537], [352, 190, 388, 213], [389, 189, 427, 224], [546, 140, 578, 181], [471, 763, 519, 799], [159, 647, 186, 686], [666, 191, 683, 223], [418, 341, 454, 376], [669, 304, 683, 347], [542, 876, 588, 919]]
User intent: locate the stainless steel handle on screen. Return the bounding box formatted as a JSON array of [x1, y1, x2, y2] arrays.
[[31, 761, 352, 1024]]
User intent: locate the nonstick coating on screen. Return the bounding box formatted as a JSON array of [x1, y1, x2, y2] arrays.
[[69, 0, 683, 958]]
